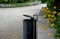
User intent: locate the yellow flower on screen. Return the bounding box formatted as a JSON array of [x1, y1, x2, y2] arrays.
[[46, 7, 49, 10], [42, 26, 47, 31], [43, 15, 47, 18], [47, 14, 51, 17], [44, 9, 48, 12], [46, 10, 51, 13], [45, 7, 49, 10], [52, 11, 57, 14], [48, 33, 52, 37], [48, 18, 50, 21], [58, 13, 60, 16], [52, 15, 55, 18], [54, 6, 56, 9], [42, 27, 46, 31], [51, 23, 55, 27], [42, 8, 47, 12], [44, 7, 49, 12], [54, 17, 56, 20]]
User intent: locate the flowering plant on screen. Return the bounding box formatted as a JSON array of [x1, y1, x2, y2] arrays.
[[41, 0, 60, 39]]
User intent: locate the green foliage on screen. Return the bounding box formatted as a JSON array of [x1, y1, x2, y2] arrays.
[[11, 0, 17, 3], [47, 0, 60, 38], [0, 0, 8, 3], [0, 0, 39, 4], [0, 0, 2, 3], [16, 0, 24, 3], [41, 0, 46, 3], [3, 0, 8, 2]]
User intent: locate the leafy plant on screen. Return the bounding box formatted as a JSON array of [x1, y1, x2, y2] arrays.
[[40, 0, 46, 3], [11, 0, 17, 3], [0, 0, 39, 4], [42, 0, 60, 39]]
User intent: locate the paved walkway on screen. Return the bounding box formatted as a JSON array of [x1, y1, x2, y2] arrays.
[[0, 4, 56, 39], [37, 10, 56, 39]]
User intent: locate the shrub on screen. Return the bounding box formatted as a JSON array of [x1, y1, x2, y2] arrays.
[[41, 0, 46, 3]]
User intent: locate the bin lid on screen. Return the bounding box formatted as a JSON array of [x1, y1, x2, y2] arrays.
[[23, 19, 31, 22]]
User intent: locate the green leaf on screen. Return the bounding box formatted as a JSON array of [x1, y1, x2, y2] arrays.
[[3, 0, 8, 2]]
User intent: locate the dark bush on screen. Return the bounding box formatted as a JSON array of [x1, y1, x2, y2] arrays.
[[41, 0, 46, 3], [17, 0, 24, 3], [0, 0, 40, 4]]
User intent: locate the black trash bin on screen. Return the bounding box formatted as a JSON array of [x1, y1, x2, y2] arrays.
[[23, 15, 36, 39]]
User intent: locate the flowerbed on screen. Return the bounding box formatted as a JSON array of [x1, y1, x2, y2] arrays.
[[41, 0, 60, 39]]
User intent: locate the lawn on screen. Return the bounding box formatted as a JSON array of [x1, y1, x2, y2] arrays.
[[0, 0, 40, 8]]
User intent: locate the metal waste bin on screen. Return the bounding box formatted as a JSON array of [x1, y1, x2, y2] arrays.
[[23, 15, 36, 39]]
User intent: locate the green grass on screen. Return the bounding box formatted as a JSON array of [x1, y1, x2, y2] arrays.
[[0, 3, 32, 8], [0, 0, 41, 8], [15, 3, 32, 7]]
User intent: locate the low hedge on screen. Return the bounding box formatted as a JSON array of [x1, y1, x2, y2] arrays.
[[40, 0, 46, 3]]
